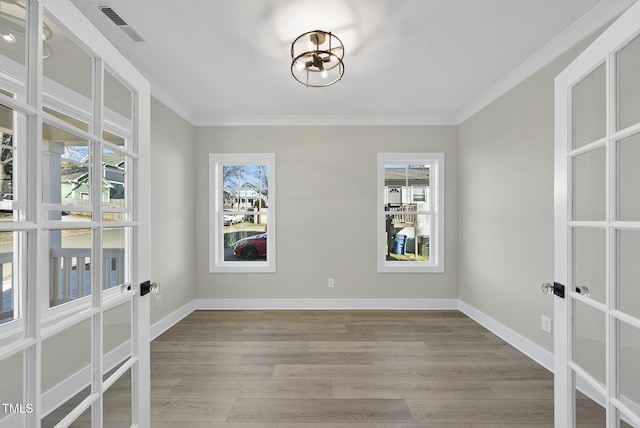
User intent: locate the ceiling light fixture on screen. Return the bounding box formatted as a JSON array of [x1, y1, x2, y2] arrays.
[[291, 30, 344, 87]]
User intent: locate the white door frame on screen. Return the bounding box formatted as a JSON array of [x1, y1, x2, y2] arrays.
[[554, 1, 640, 426]]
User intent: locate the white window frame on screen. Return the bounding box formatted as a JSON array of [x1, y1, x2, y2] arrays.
[[209, 153, 276, 273], [377, 153, 444, 273]]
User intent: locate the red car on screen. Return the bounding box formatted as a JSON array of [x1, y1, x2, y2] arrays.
[[233, 233, 267, 259]]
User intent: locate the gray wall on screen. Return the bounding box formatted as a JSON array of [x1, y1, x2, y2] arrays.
[[194, 126, 459, 300], [458, 38, 598, 353], [150, 97, 196, 324]]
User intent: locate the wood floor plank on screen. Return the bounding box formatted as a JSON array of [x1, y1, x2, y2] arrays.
[[226, 398, 413, 423], [151, 398, 235, 422], [169, 379, 333, 399], [331, 379, 499, 400], [405, 399, 554, 424]]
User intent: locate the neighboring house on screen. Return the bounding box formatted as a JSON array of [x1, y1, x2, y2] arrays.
[[225, 182, 267, 210], [61, 154, 125, 204]]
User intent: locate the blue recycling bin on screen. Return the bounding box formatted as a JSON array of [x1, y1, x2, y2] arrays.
[[394, 234, 407, 255]]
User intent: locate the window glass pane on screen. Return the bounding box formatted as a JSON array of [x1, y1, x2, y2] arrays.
[[43, 106, 89, 133], [225, 218, 268, 261], [572, 147, 606, 221], [573, 63, 606, 149], [43, 13, 93, 109], [42, 123, 91, 215], [102, 148, 126, 210], [0, 0, 27, 87], [385, 214, 430, 261], [222, 163, 270, 262], [223, 164, 269, 213], [0, 351, 24, 422], [0, 103, 25, 222], [103, 227, 127, 291], [104, 69, 132, 131], [384, 163, 431, 209], [0, 231, 21, 325], [48, 229, 92, 308], [42, 318, 91, 392], [617, 34, 640, 131], [41, 386, 90, 428], [617, 132, 640, 221]]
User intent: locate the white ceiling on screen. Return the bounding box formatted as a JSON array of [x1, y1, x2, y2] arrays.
[[68, 0, 633, 126]]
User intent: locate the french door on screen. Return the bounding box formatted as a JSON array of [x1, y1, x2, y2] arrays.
[[0, 0, 150, 427], [554, 0, 640, 426]]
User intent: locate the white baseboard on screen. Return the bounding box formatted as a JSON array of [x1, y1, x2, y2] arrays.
[[150, 300, 196, 341], [458, 300, 554, 372], [195, 298, 460, 310]]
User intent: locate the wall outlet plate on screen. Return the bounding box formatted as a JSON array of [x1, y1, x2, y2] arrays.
[[328, 278, 335, 288], [541, 315, 552, 334]]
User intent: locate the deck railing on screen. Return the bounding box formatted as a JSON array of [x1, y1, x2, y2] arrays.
[[0, 248, 125, 322]]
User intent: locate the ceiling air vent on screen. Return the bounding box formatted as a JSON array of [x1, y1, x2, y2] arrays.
[[99, 6, 146, 43]]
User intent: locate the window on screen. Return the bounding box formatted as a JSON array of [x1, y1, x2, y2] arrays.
[[209, 153, 276, 272], [377, 153, 444, 273]]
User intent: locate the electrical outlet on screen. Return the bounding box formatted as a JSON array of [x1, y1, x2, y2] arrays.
[[541, 315, 552, 334], [328, 278, 335, 288], [154, 295, 161, 309]]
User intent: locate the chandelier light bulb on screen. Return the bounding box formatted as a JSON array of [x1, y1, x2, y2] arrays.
[[320, 68, 328, 79]]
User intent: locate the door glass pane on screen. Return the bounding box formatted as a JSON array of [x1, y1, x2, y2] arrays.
[[385, 214, 431, 261], [103, 227, 128, 290], [103, 301, 131, 366], [573, 147, 606, 221], [42, 123, 92, 219], [617, 133, 640, 221], [574, 299, 606, 386], [41, 386, 90, 428], [103, 130, 126, 146], [0, 103, 25, 222], [102, 148, 126, 210], [575, 372, 606, 426], [43, 106, 89, 134], [618, 320, 640, 415], [618, 229, 640, 319], [48, 229, 92, 308], [0, 352, 24, 422], [0, 231, 21, 325], [617, 34, 640, 131], [573, 227, 606, 304], [0, 0, 27, 86], [42, 318, 91, 393], [104, 70, 133, 133], [104, 368, 132, 427], [42, 13, 93, 109], [573, 63, 606, 149]]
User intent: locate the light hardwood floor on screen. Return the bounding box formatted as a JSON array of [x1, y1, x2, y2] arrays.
[[149, 310, 605, 427]]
